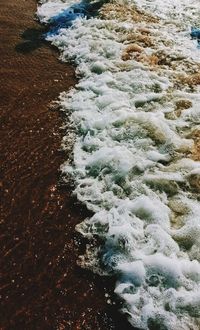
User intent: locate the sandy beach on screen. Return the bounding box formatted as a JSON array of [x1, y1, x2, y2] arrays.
[[0, 1, 134, 329]]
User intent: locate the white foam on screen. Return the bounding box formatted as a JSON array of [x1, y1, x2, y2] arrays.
[[38, 0, 200, 328]]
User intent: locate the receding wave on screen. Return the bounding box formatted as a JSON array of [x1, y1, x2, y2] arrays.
[[38, 0, 200, 328]]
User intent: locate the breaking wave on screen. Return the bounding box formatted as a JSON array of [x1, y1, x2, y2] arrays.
[[38, 0, 200, 328]]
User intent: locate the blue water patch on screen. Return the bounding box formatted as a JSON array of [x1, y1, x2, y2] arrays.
[[46, 2, 91, 36], [190, 27, 200, 48]]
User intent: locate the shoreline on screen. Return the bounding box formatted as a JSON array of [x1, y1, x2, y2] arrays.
[[0, 0, 134, 328]]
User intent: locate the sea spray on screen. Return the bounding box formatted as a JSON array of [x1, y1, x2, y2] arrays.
[[38, 0, 200, 328]]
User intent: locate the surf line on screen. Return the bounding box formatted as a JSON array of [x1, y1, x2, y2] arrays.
[[38, 1, 200, 329]]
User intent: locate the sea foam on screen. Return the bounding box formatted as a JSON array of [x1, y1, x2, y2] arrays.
[[38, 0, 200, 328]]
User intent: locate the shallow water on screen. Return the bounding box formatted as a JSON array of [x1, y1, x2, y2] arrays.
[[38, 0, 200, 329], [1, 0, 119, 329]]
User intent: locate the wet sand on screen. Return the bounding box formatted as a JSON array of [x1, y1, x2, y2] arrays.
[[0, 1, 135, 329]]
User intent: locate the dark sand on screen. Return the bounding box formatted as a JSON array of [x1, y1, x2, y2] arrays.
[[0, 0, 135, 329]]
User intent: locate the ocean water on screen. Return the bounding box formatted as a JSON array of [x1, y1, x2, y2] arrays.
[[38, 0, 200, 329]]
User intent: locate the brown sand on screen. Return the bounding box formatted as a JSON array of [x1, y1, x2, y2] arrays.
[[0, 1, 134, 329]]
